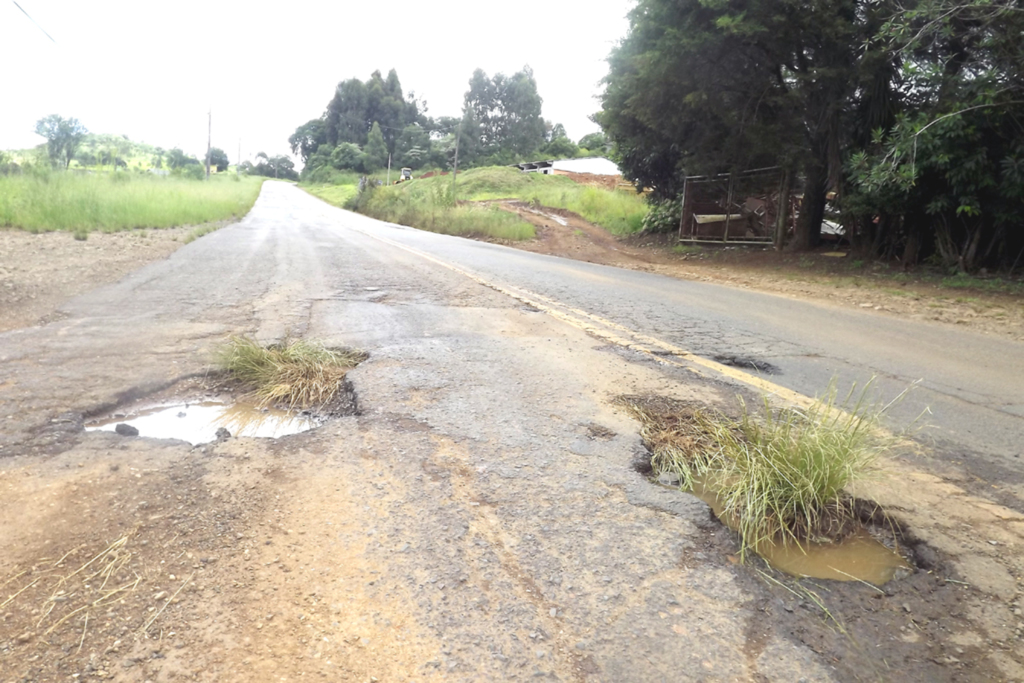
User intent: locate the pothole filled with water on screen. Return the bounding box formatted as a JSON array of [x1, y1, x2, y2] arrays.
[[623, 393, 917, 586], [86, 400, 317, 445], [686, 475, 911, 585]]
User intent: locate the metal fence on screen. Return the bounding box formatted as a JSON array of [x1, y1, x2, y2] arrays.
[[678, 167, 801, 246]]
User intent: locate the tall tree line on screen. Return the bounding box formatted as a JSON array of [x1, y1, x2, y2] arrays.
[[599, 0, 1024, 271], [292, 67, 606, 181]]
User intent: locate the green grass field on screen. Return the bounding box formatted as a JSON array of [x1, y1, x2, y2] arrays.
[[414, 167, 647, 235], [304, 171, 536, 241], [304, 183, 359, 210], [0, 172, 264, 234], [303, 165, 647, 240]]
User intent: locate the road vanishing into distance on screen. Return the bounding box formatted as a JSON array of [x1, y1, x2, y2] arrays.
[[2, 181, 1023, 681], [311, 185, 1024, 487]]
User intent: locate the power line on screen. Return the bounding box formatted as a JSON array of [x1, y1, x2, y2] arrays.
[[12, 1, 56, 43]]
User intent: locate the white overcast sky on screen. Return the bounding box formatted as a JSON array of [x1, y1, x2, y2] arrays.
[[1, 0, 633, 163]]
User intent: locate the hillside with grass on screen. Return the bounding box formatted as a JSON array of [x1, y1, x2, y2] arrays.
[[0, 172, 264, 236], [304, 166, 648, 241]]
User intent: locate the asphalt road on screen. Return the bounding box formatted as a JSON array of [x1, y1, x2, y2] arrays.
[[3, 180, 1022, 681], [300, 186, 1024, 491]]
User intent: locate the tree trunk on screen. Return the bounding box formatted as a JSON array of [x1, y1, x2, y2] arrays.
[[788, 159, 826, 251], [901, 216, 922, 268], [773, 168, 792, 251]]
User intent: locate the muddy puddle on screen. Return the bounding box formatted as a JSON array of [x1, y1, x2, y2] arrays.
[[686, 476, 911, 585], [87, 401, 316, 445]]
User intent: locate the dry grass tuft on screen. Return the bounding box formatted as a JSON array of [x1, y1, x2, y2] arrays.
[[1, 532, 141, 642], [216, 336, 366, 409], [619, 396, 723, 489]]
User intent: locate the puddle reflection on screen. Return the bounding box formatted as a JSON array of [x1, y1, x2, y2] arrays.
[[87, 401, 316, 445], [687, 476, 911, 585]]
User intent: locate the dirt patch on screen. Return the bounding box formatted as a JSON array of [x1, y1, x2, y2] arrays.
[[0, 226, 213, 333], [0, 424, 443, 682], [480, 204, 1024, 342], [493, 200, 652, 266]]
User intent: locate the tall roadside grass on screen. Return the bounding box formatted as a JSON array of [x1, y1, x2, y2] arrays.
[[304, 183, 359, 212], [313, 180, 536, 241], [304, 165, 647, 237], [623, 380, 909, 555], [215, 336, 366, 409], [424, 167, 647, 235], [0, 172, 264, 233]]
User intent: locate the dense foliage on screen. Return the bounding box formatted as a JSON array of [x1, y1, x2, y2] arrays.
[[599, 0, 1024, 269], [293, 68, 607, 181]]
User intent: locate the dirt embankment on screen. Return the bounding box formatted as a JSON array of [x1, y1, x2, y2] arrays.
[[493, 201, 1024, 342]]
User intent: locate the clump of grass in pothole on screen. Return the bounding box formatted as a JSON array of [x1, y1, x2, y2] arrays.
[[215, 336, 366, 409], [622, 380, 910, 556]]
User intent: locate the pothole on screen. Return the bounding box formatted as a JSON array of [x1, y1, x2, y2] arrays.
[[86, 400, 317, 445], [620, 393, 916, 586], [82, 336, 366, 446], [683, 474, 911, 585], [712, 354, 780, 374]]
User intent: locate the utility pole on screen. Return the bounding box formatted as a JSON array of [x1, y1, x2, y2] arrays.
[[237, 138, 241, 176], [387, 153, 392, 185], [452, 120, 462, 198], [205, 108, 212, 180]]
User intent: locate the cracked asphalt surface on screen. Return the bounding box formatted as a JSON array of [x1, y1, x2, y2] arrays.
[[1, 182, 1022, 681]]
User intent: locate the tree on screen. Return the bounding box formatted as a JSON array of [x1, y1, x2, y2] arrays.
[[252, 152, 298, 180], [464, 67, 547, 158], [289, 119, 327, 165], [207, 147, 229, 173], [331, 143, 362, 170], [395, 124, 430, 169], [361, 122, 388, 173], [167, 148, 197, 169], [322, 70, 422, 155], [846, 0, 1024, 270], [599, 0, 866, 247], [549, 123, 567, 142], [34, 115, 88, 170], [578, 132, 608, 154], [542, 137, 579, 159]]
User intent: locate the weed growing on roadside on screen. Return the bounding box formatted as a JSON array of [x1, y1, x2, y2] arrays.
[[623, 380, 912, 556], [215, 336, 366, 409], [704, 382, 901, 554]]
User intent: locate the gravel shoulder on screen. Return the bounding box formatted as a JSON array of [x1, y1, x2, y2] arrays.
[[0, 225, 217, 333]]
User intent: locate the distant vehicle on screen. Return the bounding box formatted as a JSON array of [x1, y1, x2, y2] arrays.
[[395, 168, 413, 184]]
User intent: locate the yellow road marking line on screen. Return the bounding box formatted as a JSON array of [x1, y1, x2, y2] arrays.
[[357, 230, 817, 408]]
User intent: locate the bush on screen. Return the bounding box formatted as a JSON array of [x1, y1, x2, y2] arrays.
[[172, 164, 206, 180], [331, 143, 362, 170], [642, 197, 681, 233]]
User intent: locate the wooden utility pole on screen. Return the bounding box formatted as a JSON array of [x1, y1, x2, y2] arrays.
[[387, 153, 392, 185], [452, 120, 462, 197], [205, 109, 212, 180]]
